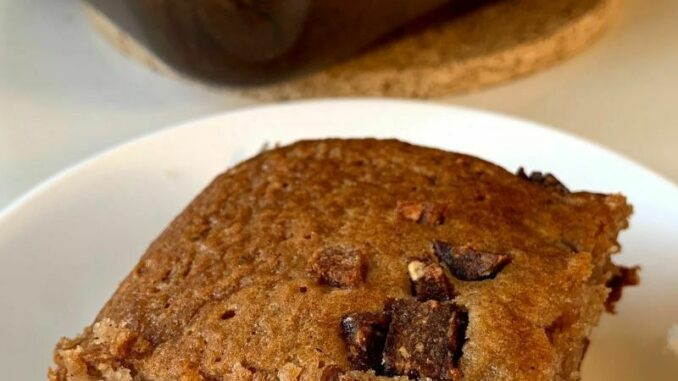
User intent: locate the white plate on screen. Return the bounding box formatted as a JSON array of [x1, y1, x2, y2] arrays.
[[0, 100, 676, 380]]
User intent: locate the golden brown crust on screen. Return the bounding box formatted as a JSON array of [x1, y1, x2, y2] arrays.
[[50, 139, 633, 380]]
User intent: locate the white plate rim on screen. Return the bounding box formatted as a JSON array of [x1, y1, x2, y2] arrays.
[[2, 99, 676, 221]]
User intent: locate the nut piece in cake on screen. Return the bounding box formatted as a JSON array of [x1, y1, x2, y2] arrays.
[[396, 200, 446, 225]]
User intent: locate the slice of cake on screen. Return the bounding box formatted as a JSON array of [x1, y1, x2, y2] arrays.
[[49, 139, 637, 381]]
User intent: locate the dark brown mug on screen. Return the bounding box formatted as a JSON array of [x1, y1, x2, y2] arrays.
[[85, 0, 452, 84]]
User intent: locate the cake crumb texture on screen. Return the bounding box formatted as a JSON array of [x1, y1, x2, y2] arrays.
[[49, 139, 634, 380]]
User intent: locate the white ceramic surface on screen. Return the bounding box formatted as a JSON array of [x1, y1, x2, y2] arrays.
[[0, 100, 676, 380]]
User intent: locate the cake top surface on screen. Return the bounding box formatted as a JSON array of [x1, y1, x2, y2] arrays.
[[51, 139, 631, 381]]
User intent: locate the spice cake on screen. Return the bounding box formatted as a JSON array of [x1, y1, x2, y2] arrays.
[[49, 139, 637, 380]]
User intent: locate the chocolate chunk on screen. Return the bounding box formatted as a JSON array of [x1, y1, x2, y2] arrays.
[[517, 167, 570, 194], [308, 247, 366, 288], [396, 201, 446, 225], [383, 299, 465, 380], [341, 312, 389, 371], [433, 241, 511, 281], [408, 261, 455, 301], [605, 265, 640, 313]]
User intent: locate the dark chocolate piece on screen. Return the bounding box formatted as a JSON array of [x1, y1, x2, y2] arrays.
[[341, 312, 389, 371], [516, 167, 570, 194], [308, 247, 366, 288], [408, 261, 455, 301], [433, 241, 510, 281], [383, 299, 465, 380], [605, 266, 640, 313]]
